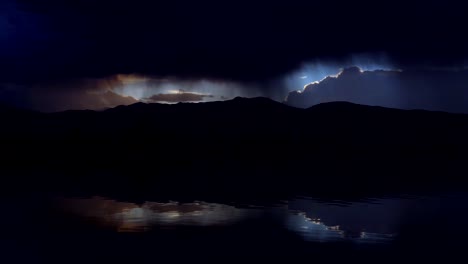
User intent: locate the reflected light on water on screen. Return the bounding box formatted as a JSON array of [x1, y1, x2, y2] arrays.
[[58, 196, 396, 242], [285, 211, 394, 243], [60, 197, 254, 232]]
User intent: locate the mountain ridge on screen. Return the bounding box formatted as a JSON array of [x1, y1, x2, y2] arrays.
[[2, 97, 467, 119], [1, 96, 468, 200]]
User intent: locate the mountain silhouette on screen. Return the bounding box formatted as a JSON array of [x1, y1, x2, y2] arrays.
[[1, 97, 468, 201]]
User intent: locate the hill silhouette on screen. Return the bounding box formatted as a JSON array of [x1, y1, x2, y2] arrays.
[[1, 97, 468, 201]]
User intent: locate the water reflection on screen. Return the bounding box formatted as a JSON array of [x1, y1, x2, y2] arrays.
[[284, 197, 408, 243], [60, 197, 256, 232], [58, 196, 401, 243], [285, 211, 394, 243]]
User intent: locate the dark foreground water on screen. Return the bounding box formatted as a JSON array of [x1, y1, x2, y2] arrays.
[[2, 192, 468, 263]]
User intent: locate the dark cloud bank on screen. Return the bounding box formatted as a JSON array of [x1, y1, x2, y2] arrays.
[[147, 92, 214, 103], [286, 67, 468, 114]]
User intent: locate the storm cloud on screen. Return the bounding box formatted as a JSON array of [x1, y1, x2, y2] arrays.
[[0, 75, 263, 112], [285, 67, 468, 113]]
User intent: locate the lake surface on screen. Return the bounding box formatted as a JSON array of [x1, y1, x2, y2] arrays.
[[56, 196, 401, 243], [2, 192, 468, 263]]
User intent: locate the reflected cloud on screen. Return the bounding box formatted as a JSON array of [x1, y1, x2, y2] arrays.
[[58, 196, 398, 242], [60, 197, 254, 232], [285, 211, 394, 243]]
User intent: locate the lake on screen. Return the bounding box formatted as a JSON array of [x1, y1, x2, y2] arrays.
[[2, 192, 467, 263]]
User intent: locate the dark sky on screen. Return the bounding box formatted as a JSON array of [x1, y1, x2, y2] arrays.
[[2, 0, 468, 83], [1, 0, 468, 112]]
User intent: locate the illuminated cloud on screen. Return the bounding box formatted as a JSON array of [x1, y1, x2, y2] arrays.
[[0, 74, 261, 111], [285, 67, 468, 113], [278, 53, 398, 97], [114, 74, 151, 84], [111, 76, 264, 102]]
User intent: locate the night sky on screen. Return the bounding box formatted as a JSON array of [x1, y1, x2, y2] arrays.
[[1, 0, 468, 112]]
